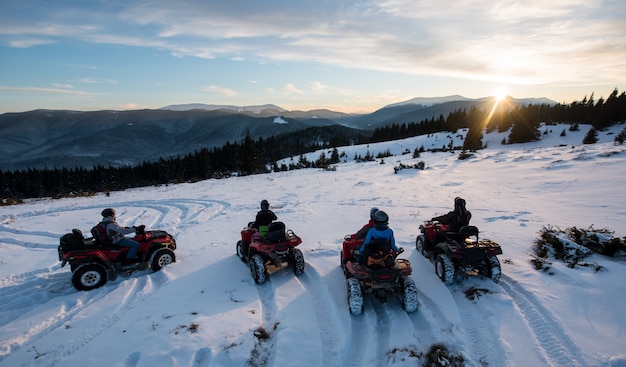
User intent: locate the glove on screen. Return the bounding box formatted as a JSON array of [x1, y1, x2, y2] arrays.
[[397, 247, 405, 254]]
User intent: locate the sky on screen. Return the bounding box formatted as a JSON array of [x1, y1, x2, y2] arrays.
[[1, 0, 625, 114]]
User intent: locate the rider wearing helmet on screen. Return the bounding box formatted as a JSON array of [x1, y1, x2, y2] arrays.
[[431, 197, 472, 244], [431, 197, 472, 232], [359, 210, 398, 260], [355, 207, 379, 239], [251, 199, 277, 236], [99, 208, 140, 260]]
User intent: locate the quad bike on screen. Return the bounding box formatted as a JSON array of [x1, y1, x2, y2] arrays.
[[58, 226, 177, 291], [416, 221, 502, 284], [341, 234, 418, 315], [235, 221, 304, 284]]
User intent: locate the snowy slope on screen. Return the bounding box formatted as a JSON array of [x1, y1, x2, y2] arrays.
[[1, 124, 625, 367]]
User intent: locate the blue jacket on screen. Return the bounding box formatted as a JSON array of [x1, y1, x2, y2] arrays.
[[359, 227, 397, 253]]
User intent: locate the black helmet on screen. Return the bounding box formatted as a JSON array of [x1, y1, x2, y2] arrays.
[[369, 207, 379, 219], [373, 210, 389, 229], [260, 200, 270, 210], [454, 197, 466, 210], [101, 208, 115, 217]]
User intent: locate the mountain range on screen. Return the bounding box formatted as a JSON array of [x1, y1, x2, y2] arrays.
[[0, 95, 556, 171]]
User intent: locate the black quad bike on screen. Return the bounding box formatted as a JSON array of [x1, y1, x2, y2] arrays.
[[416, 221, 502, 285], [236, 221, 304, 284], [341, 234, 418, 315], [58, 226, 177, 291]]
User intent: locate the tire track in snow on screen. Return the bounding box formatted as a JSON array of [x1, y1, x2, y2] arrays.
[[37, 275, 168, 367], [499, 275, 586, 367], [370, 300, 391, 367], [406, 290, 453, 349], [0, 283, 110, 362], [294, 263, 343, 367], [345, 310, 369, 367], [190, 347, 211, 367], [249, 281, 278, 366], [0, 198, 226, 251], [0, 199, 215, 364], [451, 284, 507, 367], [0, 269, 74, 329], [0, 274, 165, 365]]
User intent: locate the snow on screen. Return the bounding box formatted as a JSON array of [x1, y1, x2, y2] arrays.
[[1, 123, 626, 367]]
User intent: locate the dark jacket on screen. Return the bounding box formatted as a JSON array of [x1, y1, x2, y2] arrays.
[[355, 219, 375, 239], [252, 210, 277, 229], [432, 203, 471, 232]]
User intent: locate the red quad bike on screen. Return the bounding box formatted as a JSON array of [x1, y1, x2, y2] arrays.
[[235, 222, 304, 284], [341, 234, 418, 315], [416, 221, 502, 285], [58, 226, 177, 291]]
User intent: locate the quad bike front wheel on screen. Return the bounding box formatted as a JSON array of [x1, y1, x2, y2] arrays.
[[347, 277, 364, 315], [151, 248, 176, 271], [249, 254, 267, 284], [415, 235, 428, 258], [290, 248, 305, 276], [435, 254, 455, 285], [236, 240, 247, 262], [72, 263, 108, 291]]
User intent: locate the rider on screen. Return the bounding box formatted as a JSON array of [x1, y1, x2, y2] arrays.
[[251, 199, 277, 237], [359, 210, 399, 266], [99, 208, 140, 260], [431, 197, 472, 243], [355, 207, 379, 239]]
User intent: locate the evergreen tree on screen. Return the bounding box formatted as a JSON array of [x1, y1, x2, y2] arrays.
[[583, 127, 599, 144]]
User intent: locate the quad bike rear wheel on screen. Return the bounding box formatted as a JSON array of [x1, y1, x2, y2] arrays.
[[435, 254, 455, 285], [347, 277, 364, 315], [72, 263, 108, 291], [290, 248, 305, 276], [151, 248, 176, 271], [487, 256, 501, 283], [250, 254, 267, 284], [399, 277, 419, 313]]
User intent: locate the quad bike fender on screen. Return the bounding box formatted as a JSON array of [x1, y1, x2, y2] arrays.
[[478, 238, 503, 256], [435, 241, 462, 258], [395, 259, 413, 276], [345, 261, 368, 278], [342, 235, 364, 262], [66, 251, 116, 271]]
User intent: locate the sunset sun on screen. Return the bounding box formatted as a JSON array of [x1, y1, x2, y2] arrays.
[[493, 87, 509, 102]]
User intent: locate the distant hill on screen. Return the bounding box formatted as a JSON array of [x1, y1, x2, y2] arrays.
[[347, 95, 558, 130], [0, 95, 556, 171], [0, 109, 339, 171]]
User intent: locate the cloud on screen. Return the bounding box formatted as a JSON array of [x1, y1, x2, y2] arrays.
[[1, 0, 624, 86], [201, 85, 238, 97], [283, 84, 304, 94], [312, 81, 328, 93], [79, 78, 117, 84], [0, 85, 90, 95]]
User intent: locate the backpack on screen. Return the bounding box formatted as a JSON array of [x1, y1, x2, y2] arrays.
[[91, 222, 110, 245], [363, 239, 394, 268], [60, 229, 86, 251], [266, 222, 287, 242]]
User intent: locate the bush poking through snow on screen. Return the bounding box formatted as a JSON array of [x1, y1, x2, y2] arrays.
[[533, 225, 626, 271], [394, 161, 425, 173], [387, 343, 465, 367], [464, 286, 494, 301]]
